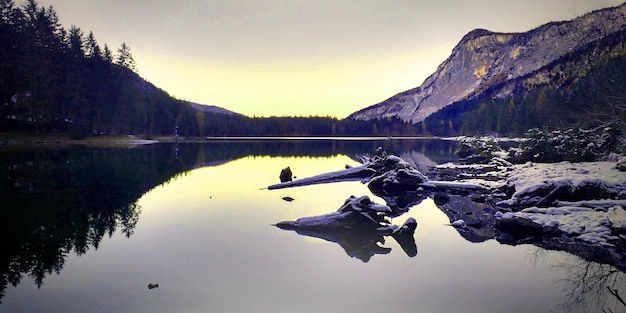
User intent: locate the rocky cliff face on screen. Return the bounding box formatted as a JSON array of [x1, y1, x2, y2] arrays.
[[349, 3, 626, 124]]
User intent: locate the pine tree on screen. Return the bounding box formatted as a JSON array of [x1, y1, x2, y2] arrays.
[[115, 42, 137, 72], [67, 25, 84, 59], [102, 44, 113, 62], [85, 31, 101, 59]]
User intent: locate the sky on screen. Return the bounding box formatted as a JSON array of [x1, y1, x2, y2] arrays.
[[28, 0, 626, 118]]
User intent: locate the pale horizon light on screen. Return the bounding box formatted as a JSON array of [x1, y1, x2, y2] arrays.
[[28, 0, 626, 118]]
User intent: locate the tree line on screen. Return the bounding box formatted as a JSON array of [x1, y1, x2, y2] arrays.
[[0, 0, 199, 138], [0, 0, 418, 139], [197, 113, 418, 137]]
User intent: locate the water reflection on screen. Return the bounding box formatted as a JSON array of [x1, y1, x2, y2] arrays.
[[557, 255, 626, 312], [0, 139, 456, 303], [521, 247, 626, 312], [198, 137, 459, 166], [279, 222, 401, 262], [1, 139, 623, 313], [262, 141, 626, 312], [0, 145, 182, 302]]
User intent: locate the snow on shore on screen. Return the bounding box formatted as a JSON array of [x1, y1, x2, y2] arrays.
[[499, 160, 626, 207], [494, 159, 626, 255], [438, 155, 626, 257], [497, 205, 626, 247]]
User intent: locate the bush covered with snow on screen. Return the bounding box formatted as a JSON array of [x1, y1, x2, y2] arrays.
[[510, 125, 625, 163], [455, 137, 505, 164]]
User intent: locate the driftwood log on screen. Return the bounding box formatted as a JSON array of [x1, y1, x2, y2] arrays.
[[269, 148, 488, 193], [275, 195, 418, 262]]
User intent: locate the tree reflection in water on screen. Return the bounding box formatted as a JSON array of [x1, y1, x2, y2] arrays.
[[0, 145, 181, 303], [0, 139, 457, 303], [555, 253, 626, 312]]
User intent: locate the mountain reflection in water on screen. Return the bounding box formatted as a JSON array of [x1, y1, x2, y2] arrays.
[[0, 139, 624, 313]]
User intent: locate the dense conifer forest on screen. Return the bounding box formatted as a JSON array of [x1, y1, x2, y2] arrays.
[[0, 0, 418, 139], [0, 0, 195, 138]]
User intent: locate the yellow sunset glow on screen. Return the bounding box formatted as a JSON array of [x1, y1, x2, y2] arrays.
[[30, 0, 625, 118]]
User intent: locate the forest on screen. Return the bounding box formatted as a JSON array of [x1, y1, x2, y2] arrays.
[[0, 0, 418, 139]]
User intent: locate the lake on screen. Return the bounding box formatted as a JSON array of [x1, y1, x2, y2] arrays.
[[1, 138, 624, 313]]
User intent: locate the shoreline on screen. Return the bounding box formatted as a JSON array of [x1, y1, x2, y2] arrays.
[[0, 132, 533, 146], [0, 133, 460, 146]]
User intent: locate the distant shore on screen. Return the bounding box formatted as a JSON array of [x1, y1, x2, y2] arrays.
[[0, 133, 450, 146]]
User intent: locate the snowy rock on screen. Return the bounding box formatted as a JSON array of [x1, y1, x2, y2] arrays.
[[435, 159, 511, 190], [497, 161, 626, 209], [368, 167, 428, 195], [496, 204, 626, 268], [270, 147, 626, 267], [451, 219, 466, 227]]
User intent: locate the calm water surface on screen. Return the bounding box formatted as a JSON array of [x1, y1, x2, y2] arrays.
[[1, 139, 623, 313]]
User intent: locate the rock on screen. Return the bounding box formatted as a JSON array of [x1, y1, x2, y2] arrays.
[[279, 167, 293, 182], [433, 193, 450, 205], [451, 219, 466, 227], [500, 180, 619, 210], [471, 194, 487, 203], [617, 157, 626, 172], [439, 195, 498, 242], [495, 216, 545, 244], [391, 218, 418, 257], [366, 154, 429, 195]]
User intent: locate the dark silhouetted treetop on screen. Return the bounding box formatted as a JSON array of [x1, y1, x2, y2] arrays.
[[115, 42, 137, 72]]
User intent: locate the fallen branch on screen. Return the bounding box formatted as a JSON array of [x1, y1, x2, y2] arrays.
[[268, 166, 376, 190]]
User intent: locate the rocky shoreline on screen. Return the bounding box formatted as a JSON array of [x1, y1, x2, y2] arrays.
[[435, 153, 626, 269], [270, 147, 626, 268]]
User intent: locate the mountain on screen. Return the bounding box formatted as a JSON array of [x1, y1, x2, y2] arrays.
[[348, 3, 626, 128], [427, 27, 626, 136], [133, 76, 238, 116], [188, 102, 242, 116]]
